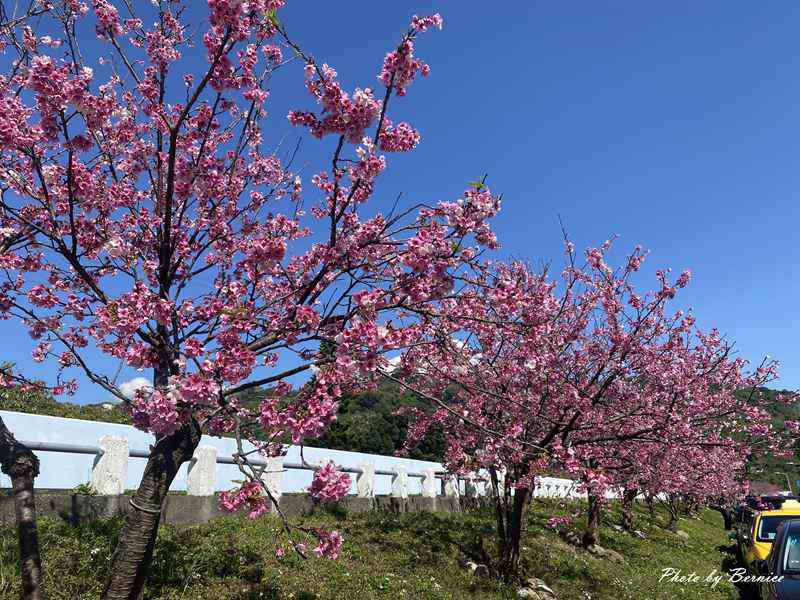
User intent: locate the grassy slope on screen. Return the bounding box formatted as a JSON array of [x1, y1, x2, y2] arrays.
[[0, 500, 741, 600], [527, 501, 739, 600]]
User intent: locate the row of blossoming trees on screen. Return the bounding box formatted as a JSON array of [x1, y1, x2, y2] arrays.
[[393, 247, 792, 575], [0, 1, 792, 598]]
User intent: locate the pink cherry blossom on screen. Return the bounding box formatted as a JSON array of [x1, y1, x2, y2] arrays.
[[308, 462, 351, 502], [312, 529, 344, 560], [218, 481, 270, 519]]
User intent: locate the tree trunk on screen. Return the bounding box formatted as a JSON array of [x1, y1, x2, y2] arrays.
[[0, 415, 45, 600], [102, 420, 201, 600], [666, 494, 680, 532], [712, 505, 733, 530], [620, 488, 637, 532], [582, 492, 602, 547], [667, 511, 679, 531], [498, 487, 529, 580], [682, 496, 693, 516], [489, 468, 508, 573], [646, 492, 656, 520]]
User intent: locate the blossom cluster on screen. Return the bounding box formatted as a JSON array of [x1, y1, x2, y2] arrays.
[[378, 14, 442, 96], [312, 529, 344, 560], [288, 64, 382, 142], [308, 462, 352, 503], [378, 121, 420, 152], [218, 482, 270, 519], [545, 516, 572, 530], [129, 389, 183, 437]]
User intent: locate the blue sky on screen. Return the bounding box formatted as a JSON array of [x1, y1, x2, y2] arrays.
[[4, 1, 800, 401]]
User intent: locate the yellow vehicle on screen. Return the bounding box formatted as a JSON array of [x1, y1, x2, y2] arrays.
[[737, 498, 800, 572]]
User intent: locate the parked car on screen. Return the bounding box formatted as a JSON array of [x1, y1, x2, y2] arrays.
[[756, 518, 800, 599], [735, 497, 800, 573]]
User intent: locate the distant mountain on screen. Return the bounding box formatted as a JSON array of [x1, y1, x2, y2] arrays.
[[735, 387, 800, 493], [308, 379, 445, 461], [235, 378, 445, 461], [0, 386, 131, 425]]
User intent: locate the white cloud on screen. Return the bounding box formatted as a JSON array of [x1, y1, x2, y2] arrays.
[[118, 376, 153, 400]]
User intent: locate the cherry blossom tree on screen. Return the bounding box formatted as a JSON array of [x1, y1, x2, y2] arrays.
[[580, 434, 748, 542], [636, 387, 796, 532], [394, 240, 787, 578], [0, 2, 499, 597], [635, 433, 763, 531], [574, 378, 788, 544]]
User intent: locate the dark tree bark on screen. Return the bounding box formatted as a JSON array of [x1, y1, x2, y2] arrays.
[[712, 504, 734, 530], [682, 496, 695, 516], [490, 468, 507, 572], [0, 415, 44, 600], [101, 420, 201, 600], [499, 488, 530, 579], [489, 468, 532, 581], [620, 487, 638, 532], [582, 492, 602, 547], [645, 492, 656, 520], [666, 494, 680, 532]]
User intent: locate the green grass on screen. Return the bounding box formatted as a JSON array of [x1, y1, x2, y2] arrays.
[[0, 500, 741, 599], [523, 500, 740, 600]]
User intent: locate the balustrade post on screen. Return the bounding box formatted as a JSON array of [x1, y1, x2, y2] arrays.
[[391, 465, 408, 499], [91, 435, 128, 495], [261, 456, 284, 509], [187, 445, 217, 496], [421, 468, 437, 498], [444, 475, 459, 498], [357, 463, 375, 498]]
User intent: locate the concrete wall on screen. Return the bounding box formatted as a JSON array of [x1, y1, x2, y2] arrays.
[[0, 410, 445, 495], [0, 491, 468, 528]]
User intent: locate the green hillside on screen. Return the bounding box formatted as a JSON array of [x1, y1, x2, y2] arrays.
[[734, 387, 800, 491], [0, 385, 131, 425]]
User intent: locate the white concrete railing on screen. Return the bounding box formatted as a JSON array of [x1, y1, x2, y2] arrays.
[[15, 437, 476, 500], [0, 411, 597, 500]]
